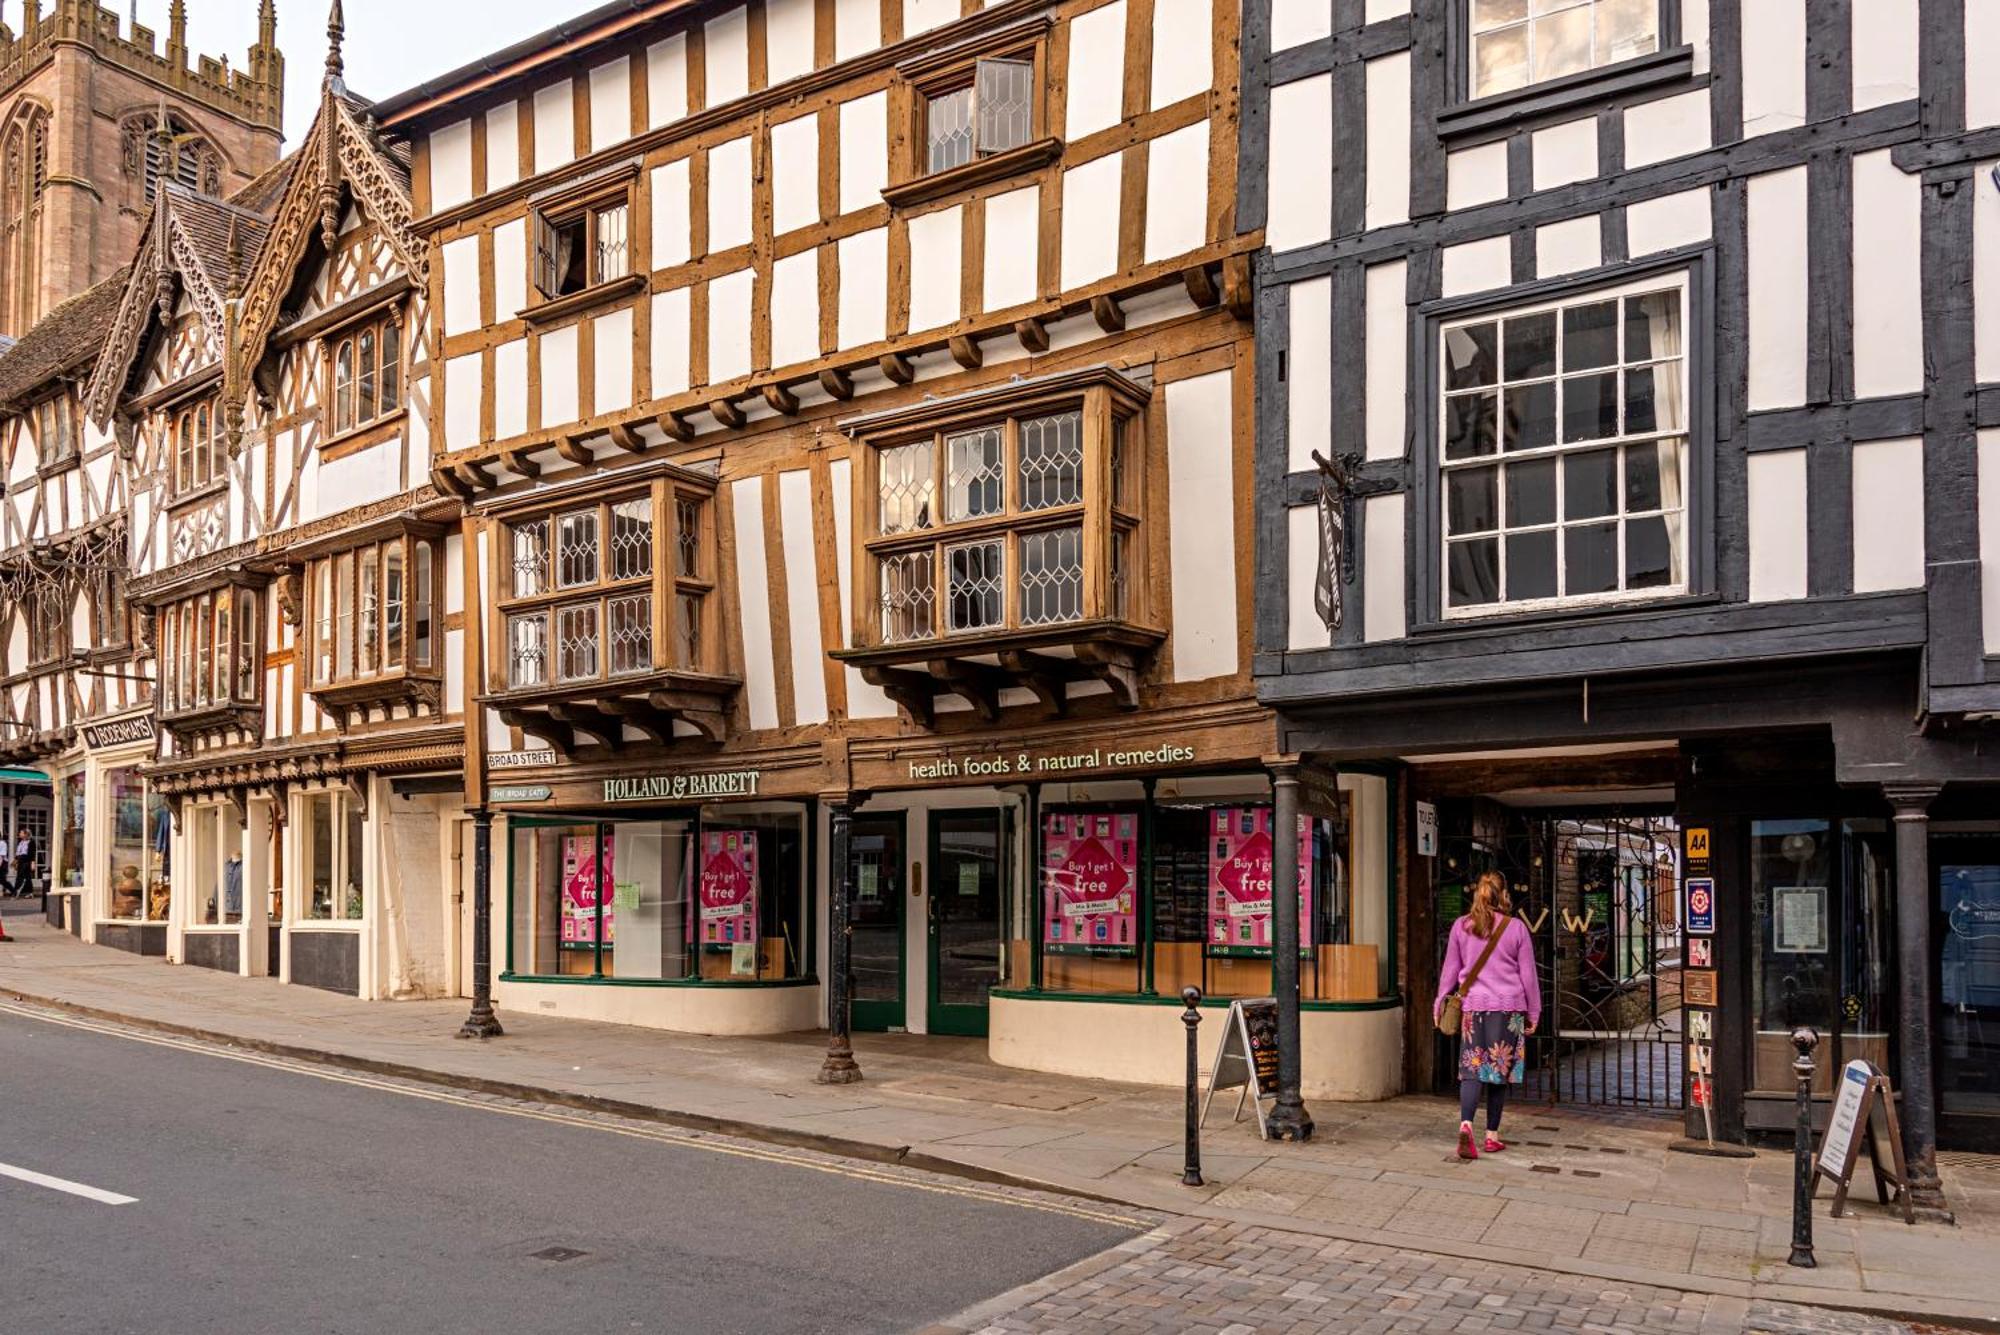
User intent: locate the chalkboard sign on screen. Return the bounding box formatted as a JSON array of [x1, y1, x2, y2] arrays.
[[1199, 997, 1282, 1139], [1812, 1060, 1917, 1224]]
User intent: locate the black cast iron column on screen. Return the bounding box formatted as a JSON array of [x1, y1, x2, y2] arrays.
[[1266, 761, 1314, 1141], [456, 808, 504, 1039], [818, 800, 862, 1084], [1886, 784, 1945, 1212]]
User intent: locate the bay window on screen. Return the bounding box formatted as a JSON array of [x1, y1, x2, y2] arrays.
[[157, 584, 262, 725], [1438, 273, 1688, 616], [304, 532, 443, 694], [329, 311, 403, 437]]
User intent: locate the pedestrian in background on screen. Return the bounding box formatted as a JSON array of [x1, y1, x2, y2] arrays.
[[1434, 870, 1540, 1160]]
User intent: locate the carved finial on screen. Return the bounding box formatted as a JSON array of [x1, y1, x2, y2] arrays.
[[258, 0, 278, 45], [325, 0, 343, 85], [166, 0, 186, 65], [224, 213, 244, 294]]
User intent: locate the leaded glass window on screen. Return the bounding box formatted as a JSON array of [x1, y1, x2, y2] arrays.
[[923, 57, 1035, 176], [1469, 0, 1659, 99]]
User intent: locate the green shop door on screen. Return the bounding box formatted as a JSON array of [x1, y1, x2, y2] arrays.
[[929, 810, 1005, 1037], [848, 813, 906, 1031]]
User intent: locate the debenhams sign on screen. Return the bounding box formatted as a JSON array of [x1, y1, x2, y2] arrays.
[[603, 770, 763, 802]]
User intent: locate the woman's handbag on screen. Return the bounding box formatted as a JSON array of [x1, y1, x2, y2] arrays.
[[1435, 914, 1510, 1036]]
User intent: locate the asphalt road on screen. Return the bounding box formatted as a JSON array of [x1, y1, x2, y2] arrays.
[[0, 1005, 1138, 1335]]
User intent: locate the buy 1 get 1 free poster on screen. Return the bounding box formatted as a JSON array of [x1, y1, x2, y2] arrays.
[[1042, 810, 1139, 954], [1207, 807, 1313, 957], [695, 828, 759, 947], [560, 833, 616, 948]]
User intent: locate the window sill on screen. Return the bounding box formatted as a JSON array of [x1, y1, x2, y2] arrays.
[[1413, 589, 1716, 637], [35, 454, 79, 481], [833, 617, 1165, 724], [1435, 45, 1695, 142], [308, 668, 442, 723], [166, 477, 229, 512], [521, 272, 647, 329], [881, 136, 1064, 209], [293, 920, 365, 930], [321, 410, 409, 461]]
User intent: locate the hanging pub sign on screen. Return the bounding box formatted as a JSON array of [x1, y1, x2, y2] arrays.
[[1200, 997, 1282, 1139], [1205, 808, 1311, 958], [1813, 1060, 1919, 1223], [1041, 810, 1138, 955]]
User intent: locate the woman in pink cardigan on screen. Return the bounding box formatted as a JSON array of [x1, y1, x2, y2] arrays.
[[1434, 871, 1542, 1160]]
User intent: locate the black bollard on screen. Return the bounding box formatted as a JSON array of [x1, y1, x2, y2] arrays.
[[1181, 986, 1204, 1187], [1788, 1026, 1819, 1268]]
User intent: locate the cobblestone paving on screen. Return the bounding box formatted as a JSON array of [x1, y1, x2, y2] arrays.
[[923, 1219, 1941, 1335]]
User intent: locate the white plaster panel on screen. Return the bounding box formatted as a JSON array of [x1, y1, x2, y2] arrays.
[[838, 92, 888, 214], [493, 218, 527, 320], [647, 34, 688, 127], [312, 438, 400, 520], [709, 269, 756, 383], [730, 476, 780, 731], [1973, 3, 2000, 129], [1287, 275, 1331, 475], [1446, 139, 1507, 212], [908, 206, 963, 331], [829, 455, 897, 717], [770, 250, 821, 367], [1364, 259, 1406, 462], [1266, 74, 1332, 251], [1065, 1, 1127, 140], [652, 287, 692, 396], [1685, 0, 1710, 74], [493, 339, 528, 439], [1271, 0, 1330, 52], [1623, 89, 1709, 169], [1439, 235, 1511, 298], [588, 57, 632, 153], [905, 0, 957, 37], [1851, 437, 1926, 593], [532, 81, 575, 174], [1978, 160, 2000, 385], [1363, 0, 1408, 17], [484, 102, 519, 191], [837, 228, 888, 349], [1982, 430, 2000, 654], [1150, 0, 1210, 109], [538, 324, 580, 426], [1364, 52, 1410, 229], [980, 184, 1040, 309], [1287, 505, 1327, 651], [1361, 492, 1404, 642], [1059, 156, 1121, 289], [765, 0, 816, 85], [1746, 166, 1809, 411], [778, 469, 828, 726], [770, 115, 820, 234], [1144, 121, 1209, 263], [594, 308, 634, 415], [444, 354, 481, 449], [428, 120, 473, 211], [1166, 369, 1238, 681], [651, 159, 691, 268], [1851, 0, 1918, 112], [1625, 187, 1711, 257], [1531, 118, 1597, 192], [1850, 148, 1924, 400], [835, 0, 881, 64], [708, 136, 755, 252], [1746, 449, 1808, 602], [440, 235, 481, 336], [705, 7, 750, 106], [1535, 214, 1602, 278], [1740, 0, 1805, 137]]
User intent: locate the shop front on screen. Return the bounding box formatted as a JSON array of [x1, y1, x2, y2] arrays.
[[167, 794, 274, 978], [76, 713, 170, 955]]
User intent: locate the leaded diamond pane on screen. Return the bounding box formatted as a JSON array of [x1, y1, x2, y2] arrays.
[[556, 510, 599, 589], [676, 498, 702, 577], [507, 611, 548, 688], [946, 427, 1004, 521], [608, 592, 651, 676], [610, 497, 653, 582], [677, 592, 703, 666], [879, 551, 936, 643], [879, 440, 936, 535], [511, 519, 549, 597], [1018, 411, 1082, 511], [556, 602, 600, 682], [926, 87, 973, 174], [947, 541, 1004, 632], [974, 58, 1033, 156], [1019, 527, 1083, 627]]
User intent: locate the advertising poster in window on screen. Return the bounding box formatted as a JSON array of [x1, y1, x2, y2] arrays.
[[1042, 810, 1138, 955], [1207, 807, 1312, 958], [696, 828, 759, 947], [560, 834, 615, 948]]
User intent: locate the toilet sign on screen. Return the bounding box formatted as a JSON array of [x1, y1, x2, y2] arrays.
[[1415, 802, 1437, 857], [1686, 877, 1715, 935]]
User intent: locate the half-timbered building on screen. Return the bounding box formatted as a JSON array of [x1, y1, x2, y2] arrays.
[[1247, 0, 2000, 1186], [369, 0, 1395, 1093]]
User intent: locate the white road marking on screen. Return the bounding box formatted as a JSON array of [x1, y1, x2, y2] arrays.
[[0, 1160, 136, 1206]]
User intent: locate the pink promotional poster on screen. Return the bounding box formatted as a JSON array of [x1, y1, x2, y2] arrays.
[[560, 834, 615, 948], [1042, 810, 1138, 954], [1206, 808, 1312, 957], [696, 828, 759, 946]]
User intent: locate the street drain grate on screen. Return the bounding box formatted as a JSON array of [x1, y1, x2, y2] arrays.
[[1597, 1147, 1628, 1155], [1523, 1140, 1554, 1147], [1531, 1164, 1562, 1174], [1573, 1169, 1602, 1178], [531, 1246, 589, 1263]]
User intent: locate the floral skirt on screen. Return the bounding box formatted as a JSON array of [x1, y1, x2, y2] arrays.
[[1459, 1010, 1527, 1085]]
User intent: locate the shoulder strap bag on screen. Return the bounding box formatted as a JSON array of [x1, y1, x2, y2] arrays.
[[1435, 913, 1511, 1037]]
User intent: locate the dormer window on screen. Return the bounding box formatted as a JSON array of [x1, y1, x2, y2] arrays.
[[329, 311, 404, 437], [172, 396, 223, 495], [30, 392, 75, 467]]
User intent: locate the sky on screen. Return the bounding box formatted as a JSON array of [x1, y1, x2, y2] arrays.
[[38, 1, 580, 147]]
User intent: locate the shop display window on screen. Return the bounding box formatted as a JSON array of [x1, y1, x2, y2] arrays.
[[105, 767, 170, 921], [301, 789, 365, 921], [57, 770, 85, 888], [507, 806, 810, 984], [188, 804, 246, 927]]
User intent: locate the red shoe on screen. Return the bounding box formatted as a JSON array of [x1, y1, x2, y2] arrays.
[[1457, 1121, 1479, 1160], [1483, 1134, 1507, 1153]]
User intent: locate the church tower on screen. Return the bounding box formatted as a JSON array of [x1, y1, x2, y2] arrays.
[[0, 1, 285, 340]]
